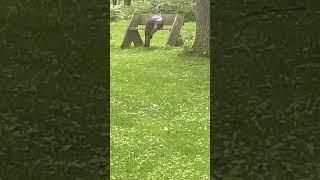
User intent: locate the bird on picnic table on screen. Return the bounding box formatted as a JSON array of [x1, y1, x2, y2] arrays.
[[144, 8, 163, 47]]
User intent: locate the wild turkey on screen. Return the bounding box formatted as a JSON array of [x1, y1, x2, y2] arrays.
[[144, 10, 163, 47]]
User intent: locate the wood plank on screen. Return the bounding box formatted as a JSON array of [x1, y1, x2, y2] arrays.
[[139, 14, 177, 26], [128, 13, 141, 27], [166, 14, 184, 46], [120, 14, 142, 48], [131, 30, 143, 47], [121, 13, 184, 48]]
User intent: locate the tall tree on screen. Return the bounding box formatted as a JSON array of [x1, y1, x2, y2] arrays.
[[193, 0, 210, 55]]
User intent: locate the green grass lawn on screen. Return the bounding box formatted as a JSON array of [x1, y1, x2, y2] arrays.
[[110, 21, 210, 179]]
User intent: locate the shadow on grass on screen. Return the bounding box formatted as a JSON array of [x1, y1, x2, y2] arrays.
[[114, 46, 164, 51], [115, 44, 209, 61], [136, 46, 165, 50]]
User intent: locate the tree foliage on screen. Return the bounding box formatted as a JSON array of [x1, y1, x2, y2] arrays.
[[212, 1, 320, 179]]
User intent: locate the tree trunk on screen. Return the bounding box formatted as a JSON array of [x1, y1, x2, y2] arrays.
[[112, 0, 117, 5], [193, 0, 210, 56], [124, 0, 131, 6]]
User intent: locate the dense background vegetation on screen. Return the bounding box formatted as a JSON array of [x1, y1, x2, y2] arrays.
[[110, 0, 196, 22]]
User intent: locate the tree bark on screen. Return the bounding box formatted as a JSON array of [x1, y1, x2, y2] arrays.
[[112, 0, 117, 5], [124, 0, 131, 6], [193, 0, 210, 56]]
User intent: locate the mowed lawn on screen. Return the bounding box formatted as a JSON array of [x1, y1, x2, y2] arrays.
[[110, 21, 210, 179]]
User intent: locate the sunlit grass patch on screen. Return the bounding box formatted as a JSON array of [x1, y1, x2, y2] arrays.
[[110, 21, 209, 179]]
